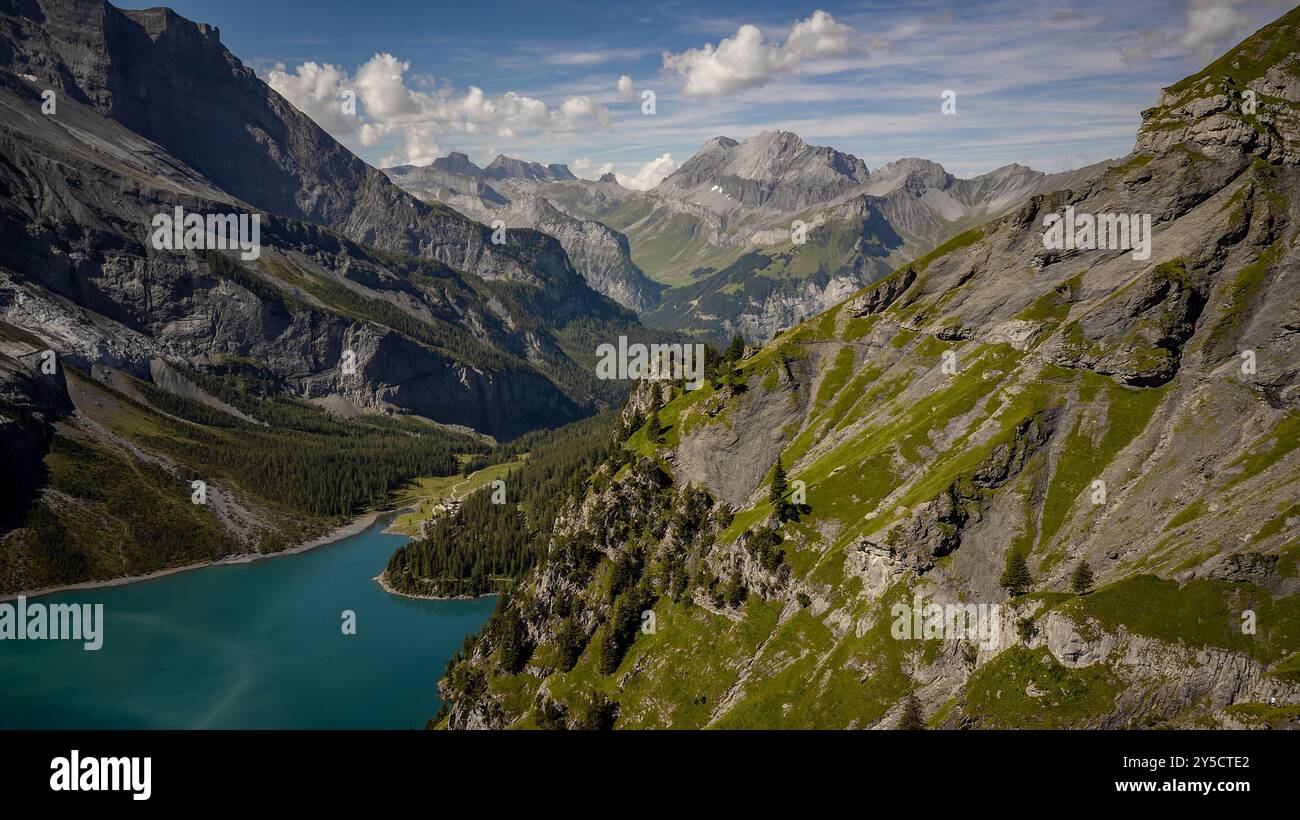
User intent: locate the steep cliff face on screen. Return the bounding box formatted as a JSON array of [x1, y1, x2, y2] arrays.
[[0, 74, 588, 437], [494, 194, 664, 313], [484, 155, 577, 183], [437, 12, 1300, 729], [384, 160, 664, 313]]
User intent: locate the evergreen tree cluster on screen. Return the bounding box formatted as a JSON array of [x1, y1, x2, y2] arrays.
[[599, 584, 655, 674], [128, 371, 477, 519], [384, 411, 622, 597], [745, 526, 786, 573]]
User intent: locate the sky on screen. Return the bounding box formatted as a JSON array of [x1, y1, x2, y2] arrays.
[[122, 0, 1295, 186]]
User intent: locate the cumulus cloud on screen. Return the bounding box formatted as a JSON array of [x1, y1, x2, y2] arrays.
[[662, 10, 858, 97], [267, 53, 610, 166], [615, 153, 678, 190], [572, 157, 616, 179], [617, 74, 635, 101], [1181, 0, 1248, 51], [265, 61, 360, 138]]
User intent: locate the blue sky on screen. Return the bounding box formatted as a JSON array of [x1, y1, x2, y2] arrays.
[[124, 0, 1294, 184]]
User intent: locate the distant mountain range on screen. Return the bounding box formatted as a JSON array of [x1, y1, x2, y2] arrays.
[[387, 131, 1112, 344]]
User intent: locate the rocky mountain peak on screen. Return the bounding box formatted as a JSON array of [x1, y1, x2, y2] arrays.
[[661, 128, 869, 211], [726, 129, 867, 183], [430, 151, 483, 177], [484, 155, 577, 182], [699, 136, 740, 152], [989, 161, 1032, 174], [745, 128, 806, 152], [121, 5, 221, 43], [867, 157, 952, 194]]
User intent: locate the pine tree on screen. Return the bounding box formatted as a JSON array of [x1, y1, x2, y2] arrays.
[[646, 407, 662, 442], [898, 692, 924, 730], [726, 334, 745, 362], [1071, 559, 1094, 595], [769, 458, 788, 508], [1000, 552, 1033, 596], [724, 569, 747, 608]]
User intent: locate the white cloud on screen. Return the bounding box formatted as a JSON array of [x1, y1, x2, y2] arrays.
[[546, 48, 649, 66], [265, 61, 360, 138], [1120, 0, 1256, 64], [1181, 0, 1247, 51], [617, 74, 635, 101], [662, 10, 858, 97], [572, 157, 616, 179], [783, 10, 858, 61], [615, 153, 678, 190], [1118, 30, 1180, 64], [267, 53, 610, 166]]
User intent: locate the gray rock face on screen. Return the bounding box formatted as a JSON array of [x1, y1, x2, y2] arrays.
[[673, 359, 809, 508], [495, 194, 663, 312], [484, 155, 576, 183], [384, 162, 508, 211], [430, 152, 483, 177], [885, 411, 1058, 570], [1134, 53, 1300, 165], [845, 267, 917, 316], [1043, 258, 1207, 386], [659, 130, 870, 212], [1043, 612, 1116, 667], [384, 160, 663, 312], [0, 336, 72, 529]]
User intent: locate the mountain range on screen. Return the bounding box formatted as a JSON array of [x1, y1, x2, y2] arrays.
[[388, 130, 1112, 345]]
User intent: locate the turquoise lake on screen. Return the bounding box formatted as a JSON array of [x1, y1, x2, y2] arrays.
[[0, 516, 496, 728]]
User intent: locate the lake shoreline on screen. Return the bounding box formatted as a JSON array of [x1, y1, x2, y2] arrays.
[[373, 570, 497, 602], [3, 509, 393, 603]]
